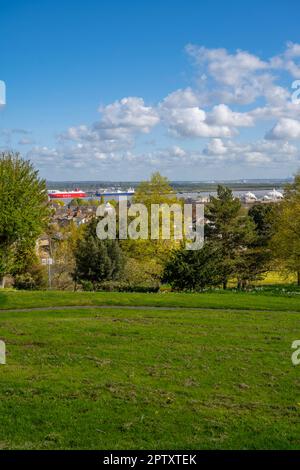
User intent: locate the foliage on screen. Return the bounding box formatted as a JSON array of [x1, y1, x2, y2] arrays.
[[205, 185, 257, 288], [0, 152, 50, 286], [122, 172, 182, 265], [81, 280, 160, 293], [14, 264, 48, 290], [271, 173, 300, 285], [51, 200, 65, 207], [73, 219, 125, 289], [133, 171, 177, 206], [69, 198, 86, 206], [163, 242, 224, 291], [69, 198, 101, 207], [51, 224, 84, 290], [248, 203, 275, 246]]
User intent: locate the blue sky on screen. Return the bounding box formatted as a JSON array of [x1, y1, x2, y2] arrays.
[[1, 0, 300, 180]]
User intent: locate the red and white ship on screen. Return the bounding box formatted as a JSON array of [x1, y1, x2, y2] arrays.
[[48, 189, 87, 199]]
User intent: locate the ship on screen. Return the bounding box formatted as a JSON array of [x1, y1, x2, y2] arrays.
[[242, 191, 257, 203], [96, 187, 135, 197], [48, 189, 87, 199]]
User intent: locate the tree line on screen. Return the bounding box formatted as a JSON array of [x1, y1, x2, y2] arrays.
[[0, 152, 299, 290]]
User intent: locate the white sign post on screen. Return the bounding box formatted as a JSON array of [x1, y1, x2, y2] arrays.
[[42, 258, 54, 289]]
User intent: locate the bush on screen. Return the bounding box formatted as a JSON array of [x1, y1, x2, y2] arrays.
[[163, 243, 224, 291], [73, 220, 125, 286], [14, 264, 48, 290], [79, 279, 159, 293]]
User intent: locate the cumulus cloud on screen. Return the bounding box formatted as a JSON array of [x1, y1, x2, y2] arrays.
[[162, 88, 201, 108], [186, 45, 268, 86], [270, 41, 300, 78], [161, 106, 235, 138], [202, 138, 299, 165], [207, 104, 254, 127], [23, 42, 300, 178], [203, 138, 228, 155], [60, 97, 159, 152], [266, 118, 300, 140], [160, 95, 253, 138], [98, 97, 159, 132], [185, 42, 300, 108]]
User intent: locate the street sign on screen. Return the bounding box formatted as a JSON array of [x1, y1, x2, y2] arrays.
[[42, 258, 54, 265]]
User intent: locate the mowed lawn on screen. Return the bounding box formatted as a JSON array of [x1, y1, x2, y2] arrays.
[[0, 291, 300, 449]]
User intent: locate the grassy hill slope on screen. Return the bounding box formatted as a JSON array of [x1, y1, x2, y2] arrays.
[[0, 290, 299, 449]]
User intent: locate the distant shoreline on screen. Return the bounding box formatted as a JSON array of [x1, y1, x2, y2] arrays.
[[46, 179, 290, 194]]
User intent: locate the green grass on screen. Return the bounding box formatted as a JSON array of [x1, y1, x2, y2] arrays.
[[1, 291, 300, 449], [1, 288, 300, 312]]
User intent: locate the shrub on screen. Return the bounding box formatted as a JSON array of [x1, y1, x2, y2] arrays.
[[14, 264, 47, 290]]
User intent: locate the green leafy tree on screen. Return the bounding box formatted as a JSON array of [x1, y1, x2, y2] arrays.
[[69, 198, 85, 207], [122, 172, 181, 265], [73, 219, 124, 289], [0, 152, 50, 287], [248, 204, 275, 247], [133, 172, 177, 207], [163, 242, 224, 291], [205, 185, 256, 289], [51, 223, 84, 290], [238, 203, 276, 286], [271, 174, 300, 285]]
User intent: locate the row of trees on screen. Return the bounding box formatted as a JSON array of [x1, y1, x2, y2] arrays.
[[71, 173, 300, 290], [0, 152, 299, 290], [165, 177, 300, 289], [164, 187, 274, 290]]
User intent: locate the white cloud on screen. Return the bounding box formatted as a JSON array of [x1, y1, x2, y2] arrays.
[[270, 42, 300, 78], [266, 118, 300, 140], [98, 97, 159, 132], [202, 138, 299, 165], [162, 106, 235, 138], [203, 138, 228, 155], [185, 42, 300, 109], [162, 88, 201, 108], [23, 42, 300, 178], [186, 45, 268, 87], [207, 104, 254, 127]]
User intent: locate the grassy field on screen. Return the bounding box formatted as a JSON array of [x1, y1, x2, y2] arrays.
[[0, 290, 300, 449], [1, 287, 300, 312]]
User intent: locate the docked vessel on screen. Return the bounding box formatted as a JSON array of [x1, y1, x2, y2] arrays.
[[48, 189, 87, 199], [96, 187, 135, 197], [263, 188, 284, 201]]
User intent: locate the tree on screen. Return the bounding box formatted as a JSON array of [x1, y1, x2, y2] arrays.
[[163, 242, 224, 291], [69, 198, 85, 207], [133, 172, 177, 208], [248, 204, 275, 247], [238, 203, 276, 285], [271, 174, 300, 285], [51, 223, 84, 290], [73, 219, 124, 289], [122, 172, 182, 264], [8, 242, 47, 290], [205, 185, 256, 289], [0, 152, 50, 287]]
